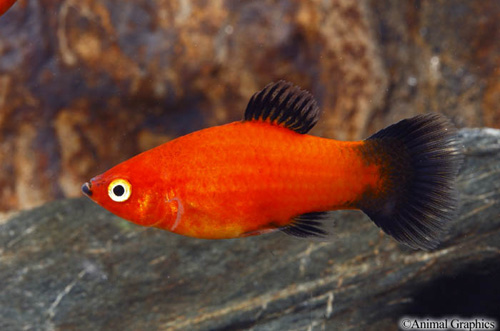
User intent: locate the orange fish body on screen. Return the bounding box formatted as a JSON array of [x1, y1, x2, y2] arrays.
[[0, 0, 17, 16], [84, 81, 462, 250], [91, 121, 379, 239]]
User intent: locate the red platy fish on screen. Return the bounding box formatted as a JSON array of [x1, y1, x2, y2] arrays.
[[82, 81, 463, 250], [0, 0, 17, 17]]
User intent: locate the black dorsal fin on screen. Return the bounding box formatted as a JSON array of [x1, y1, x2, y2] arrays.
[[244, 81, 321, 134], [281, 211, 336, 240]]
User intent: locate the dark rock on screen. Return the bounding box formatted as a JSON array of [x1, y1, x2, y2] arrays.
[[1, 127, 499, 330]]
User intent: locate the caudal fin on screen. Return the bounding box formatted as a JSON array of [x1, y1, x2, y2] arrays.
[[359, 114, 463, 250]]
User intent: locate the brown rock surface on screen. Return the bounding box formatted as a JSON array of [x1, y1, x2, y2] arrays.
[[0, 0, 499, 212]]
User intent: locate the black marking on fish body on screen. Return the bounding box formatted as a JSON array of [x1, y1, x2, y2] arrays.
[[359, 113, 464, 250], [244, 81, 321, 134], [82, 182, 92, 196]]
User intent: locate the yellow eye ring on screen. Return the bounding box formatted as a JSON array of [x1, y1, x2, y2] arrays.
[[108, 179, 132, 202]]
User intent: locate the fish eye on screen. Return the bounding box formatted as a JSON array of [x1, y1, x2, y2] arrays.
[[108, 179, 132, 202]]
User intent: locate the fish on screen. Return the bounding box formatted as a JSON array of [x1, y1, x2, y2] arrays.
[[0, 0, 17, 17], [82, 81, 463, 250]]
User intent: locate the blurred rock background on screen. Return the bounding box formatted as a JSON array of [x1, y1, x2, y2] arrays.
[[0, 0, 499, 213]]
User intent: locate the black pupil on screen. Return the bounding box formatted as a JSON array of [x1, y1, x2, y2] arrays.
[[113, 185, 125, 197]]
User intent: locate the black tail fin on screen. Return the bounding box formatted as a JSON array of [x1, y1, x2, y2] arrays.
[[359, 114, 463, 250]]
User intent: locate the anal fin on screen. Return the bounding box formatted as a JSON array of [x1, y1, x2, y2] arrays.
[[281, 211, 335, 240]]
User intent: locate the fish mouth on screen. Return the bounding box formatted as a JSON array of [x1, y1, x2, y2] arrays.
[[81, 182, 93, 196]]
